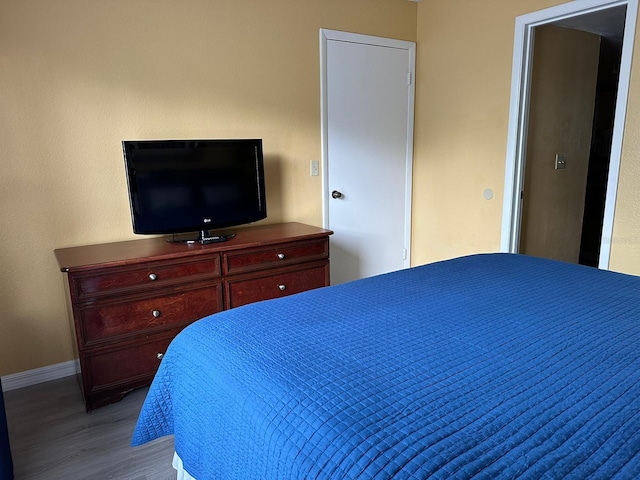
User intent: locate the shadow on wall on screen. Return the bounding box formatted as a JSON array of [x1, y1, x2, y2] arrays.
[[262, 154, 284, 223]]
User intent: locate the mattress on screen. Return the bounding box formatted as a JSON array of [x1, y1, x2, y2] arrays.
[[132, 253, 640, 479]]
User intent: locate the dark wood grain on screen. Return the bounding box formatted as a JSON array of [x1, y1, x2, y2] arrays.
[[225, 261, 329, 308], [77, 285, 222, 346], [72, 257, 220, 301], [84, 334, 177, 395], [55, 222, 333, 411], [223, 237, 329, 275], [55, 222, 333, 272]]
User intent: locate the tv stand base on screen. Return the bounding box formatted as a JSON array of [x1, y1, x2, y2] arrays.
[[199, 230, 236, 244], [166, 230, 237, 244]]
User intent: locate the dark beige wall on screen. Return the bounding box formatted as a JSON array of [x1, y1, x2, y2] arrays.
[[519, 25, 601, 263]]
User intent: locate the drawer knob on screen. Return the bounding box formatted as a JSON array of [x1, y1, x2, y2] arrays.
[[149, 273, 158, 281], [278, 284, 286, 291], [156, 352, 164, 360], [277, 253, 285, 260], [152, 310, 161, 318]]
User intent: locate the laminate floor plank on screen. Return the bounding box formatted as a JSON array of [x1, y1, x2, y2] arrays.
[[4, 376, 175, 480]]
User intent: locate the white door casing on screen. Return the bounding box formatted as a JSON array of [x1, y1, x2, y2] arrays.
[[320, 29, 415, 285], [501, 0, 638, 269]]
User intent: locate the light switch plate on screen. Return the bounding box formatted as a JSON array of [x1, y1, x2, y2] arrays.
[[310, 160, 319, 176], [555, 153, 567, 170]]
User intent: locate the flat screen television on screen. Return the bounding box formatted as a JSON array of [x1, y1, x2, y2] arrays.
[[122, 139, 266, 243]]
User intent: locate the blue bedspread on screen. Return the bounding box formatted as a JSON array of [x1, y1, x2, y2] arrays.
[[132, 254, 640, 479]]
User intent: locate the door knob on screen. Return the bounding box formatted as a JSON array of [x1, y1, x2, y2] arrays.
[[332, 190, 343, 199]]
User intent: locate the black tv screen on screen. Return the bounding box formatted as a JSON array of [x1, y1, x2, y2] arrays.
[[123, 139, 266, 238]]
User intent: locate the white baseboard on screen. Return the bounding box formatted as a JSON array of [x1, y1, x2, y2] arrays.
[[1, 359, 79, 392]]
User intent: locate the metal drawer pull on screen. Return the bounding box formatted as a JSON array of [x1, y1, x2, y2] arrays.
[[152, 310, 161, 318], [156, 353, 164, 360], [277, 253, 285, 260], [149, 273, 158, 281], [278, 284, 286, 291]]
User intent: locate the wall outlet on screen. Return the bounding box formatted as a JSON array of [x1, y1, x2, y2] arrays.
[[310, 160, 319, 176]]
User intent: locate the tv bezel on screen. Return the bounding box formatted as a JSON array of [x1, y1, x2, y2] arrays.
[[122, 138, 267, 243]]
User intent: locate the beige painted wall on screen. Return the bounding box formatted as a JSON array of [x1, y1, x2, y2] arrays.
[[0, 0, 417, 376], [412, 0, 561, 263], [520, 25, 600, 263], [4, 0, 640, 378], [412, 0, 640, 276]]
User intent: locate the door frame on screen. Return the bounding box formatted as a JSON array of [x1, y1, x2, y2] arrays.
[[500, 0, 638, 269], [319, 29, 416, 268]]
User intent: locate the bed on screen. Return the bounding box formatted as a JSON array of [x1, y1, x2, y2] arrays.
[[131, 253, 640, 479]]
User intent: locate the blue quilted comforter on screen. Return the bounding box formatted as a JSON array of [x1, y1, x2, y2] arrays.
[[132, 254, 640, 479]]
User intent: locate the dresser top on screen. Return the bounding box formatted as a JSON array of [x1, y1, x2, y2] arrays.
[[55, 222, 333, 272]]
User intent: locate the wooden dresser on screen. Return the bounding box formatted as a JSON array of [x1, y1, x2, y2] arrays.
[[54, 222, 332, 411]]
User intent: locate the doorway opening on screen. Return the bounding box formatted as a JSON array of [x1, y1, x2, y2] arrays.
[[501, 0, 637, 270]]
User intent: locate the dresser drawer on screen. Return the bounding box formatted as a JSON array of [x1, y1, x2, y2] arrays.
[[225, 263, 328, 308], [77, 284, 222, 346], [85, 334, 175, 391], [223, 238, 328, 275], [73, 256, 221, 301]]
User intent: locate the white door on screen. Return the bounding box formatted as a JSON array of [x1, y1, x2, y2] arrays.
[[320, 29, 415, 285]]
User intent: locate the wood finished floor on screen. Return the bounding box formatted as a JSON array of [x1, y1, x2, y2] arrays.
[[4, 376, 175, 479]]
